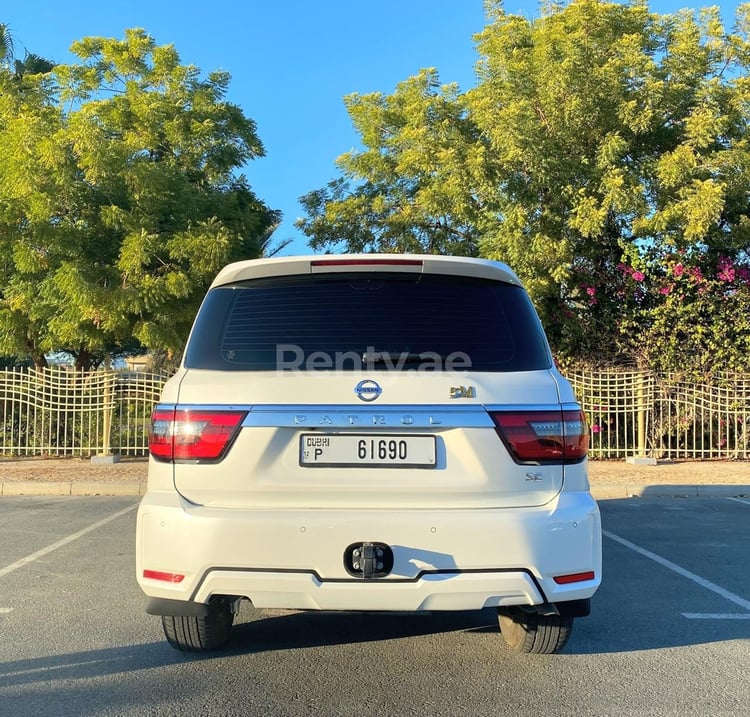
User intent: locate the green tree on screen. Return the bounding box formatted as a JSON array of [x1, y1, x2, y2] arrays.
[[473, 0, 750, 364], [298, 0, 750, 371], [13, 50, 55, 78], [298, 69, 485, 256], [0, 23, 13, 64], [0, 23, 55, 79], [0, 28, 278, 369]]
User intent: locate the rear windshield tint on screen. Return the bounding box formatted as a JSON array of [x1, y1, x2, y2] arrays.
[[183, 272, 551, 372]]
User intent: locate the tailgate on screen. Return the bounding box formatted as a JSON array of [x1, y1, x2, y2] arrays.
[[169, 369, 569, 510]]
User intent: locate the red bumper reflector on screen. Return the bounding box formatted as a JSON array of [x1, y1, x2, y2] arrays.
[[143, 569, 185, 584], [553, 571, 595, 585]]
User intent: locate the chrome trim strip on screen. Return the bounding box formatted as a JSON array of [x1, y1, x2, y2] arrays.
[[157, 403, 578, 429], [243, 405, 494, 429]]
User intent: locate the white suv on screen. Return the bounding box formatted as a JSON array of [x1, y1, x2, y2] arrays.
[[136, 254, 601, 654]]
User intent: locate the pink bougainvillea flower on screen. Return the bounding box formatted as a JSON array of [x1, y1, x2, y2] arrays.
[[632, 271, 645, 282], [659, 285, 672, 295], [586, 286, 596, 296], [591, 424, 601, 434], [717, 257, 736, 282], [673, 263, 684, 277]]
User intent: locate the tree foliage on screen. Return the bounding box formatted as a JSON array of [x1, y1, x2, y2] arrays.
[[298, 70, 485, 256], [298, 0, 750, 372], [1, 22, 55, 81], [0, 28, 278, 368], [0, 23, 14, 64], [617, 253, 750, 376]]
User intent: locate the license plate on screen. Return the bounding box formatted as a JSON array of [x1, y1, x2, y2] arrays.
[[300, 434, 436, 468]]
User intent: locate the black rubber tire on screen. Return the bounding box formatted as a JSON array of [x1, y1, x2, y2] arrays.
[[498, 608, 574, 654], [161, 598, 234, 652]]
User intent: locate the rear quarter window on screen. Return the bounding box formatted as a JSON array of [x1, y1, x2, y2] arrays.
[[183, 273, 552, 372]]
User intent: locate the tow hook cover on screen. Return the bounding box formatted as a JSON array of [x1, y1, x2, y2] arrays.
[[344, 542, 394, 578]]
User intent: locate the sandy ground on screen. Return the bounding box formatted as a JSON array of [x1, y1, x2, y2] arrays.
[[0, 456, 747, 486], [0, 458, 148, 483]]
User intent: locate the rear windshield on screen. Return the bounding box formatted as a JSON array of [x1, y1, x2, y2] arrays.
[[183, 272, 552, 372]]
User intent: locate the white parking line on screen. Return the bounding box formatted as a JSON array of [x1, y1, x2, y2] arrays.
[[603, 529, 750, 613], [0, 608, 12, 614], [682, 613, 750, 620], [0, 503, 138, 579], [685, 498, 750, 619]]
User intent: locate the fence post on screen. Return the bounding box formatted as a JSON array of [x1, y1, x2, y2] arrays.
[[627, 371, 657, 466], [91, 371, 120, 465], [102, 373, 112, 455]]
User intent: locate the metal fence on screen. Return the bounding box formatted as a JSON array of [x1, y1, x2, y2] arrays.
[[567, 367, 750, 460], [0, 367, 168, 457], [0, 366, 748, 460]]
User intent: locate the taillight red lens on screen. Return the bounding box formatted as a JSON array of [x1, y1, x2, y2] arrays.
[[150, 409, 177, 460], [490, 409, 589, 464], [149, 408, 246, 462]]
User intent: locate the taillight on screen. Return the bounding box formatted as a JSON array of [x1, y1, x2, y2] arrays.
[[490, 409, 589, 464], [149, 408, 246, 462]]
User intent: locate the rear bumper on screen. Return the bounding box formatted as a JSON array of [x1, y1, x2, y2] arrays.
[[136, 491, 601, 613], [155, 569, 547, 612]]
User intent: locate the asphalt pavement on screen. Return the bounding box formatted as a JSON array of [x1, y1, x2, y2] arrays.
[[0, 495, 748, 716]]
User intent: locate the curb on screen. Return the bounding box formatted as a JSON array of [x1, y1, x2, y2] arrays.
[[1, 481, 748, 499], [591, 484, 750, 500], [1, 481, 147, 496]]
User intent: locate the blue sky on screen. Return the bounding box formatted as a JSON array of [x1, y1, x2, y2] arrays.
[[2, 1, 741, 255]]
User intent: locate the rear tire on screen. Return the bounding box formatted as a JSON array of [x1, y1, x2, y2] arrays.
[[498, 608, 573, 654], [161, 598, 234, 652]]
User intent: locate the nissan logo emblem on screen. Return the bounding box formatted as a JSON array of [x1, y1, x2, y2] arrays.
[[354, 379, 382, 402]]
